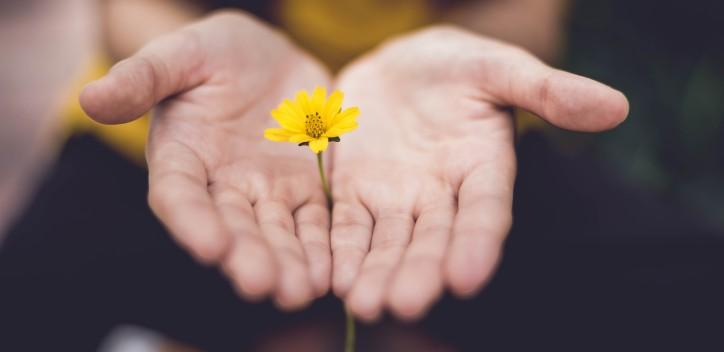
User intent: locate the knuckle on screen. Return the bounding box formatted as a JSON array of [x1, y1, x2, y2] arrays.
[[276, 245, 307, 265], [373, 236, 408, 251], [407, 252, 445, 267], [538, 72, 556, 119], [296, 205, 325, 220], [301, 238, 329, 252], [361, 261, 395, 277], [331, 242, 368, 258], [331, 206, 372, 233], [260, 215, 294, 233], [415, 223, 453, 237], [129, 56, 163, 104], [331, 220, 368, 234]]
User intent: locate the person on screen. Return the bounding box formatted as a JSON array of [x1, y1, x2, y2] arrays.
[[79, 2, 628, 322]]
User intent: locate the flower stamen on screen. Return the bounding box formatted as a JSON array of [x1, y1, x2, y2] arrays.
[[264, 86, 358, 154], [305, 112, 325, 138]]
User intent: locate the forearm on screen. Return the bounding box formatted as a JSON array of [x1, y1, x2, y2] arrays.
[[443, 0, 570, 63], [101, 0, 203, 61]]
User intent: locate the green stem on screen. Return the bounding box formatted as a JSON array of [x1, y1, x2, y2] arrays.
[[345, 307, 356, 352], [315, 152, 355, 352], [316, 152, 333, 208]]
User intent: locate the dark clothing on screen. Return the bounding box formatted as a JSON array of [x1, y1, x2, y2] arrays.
[[1, 134, 721, 351]]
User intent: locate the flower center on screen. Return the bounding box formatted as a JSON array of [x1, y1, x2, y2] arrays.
[[305, 111, 325, 138]]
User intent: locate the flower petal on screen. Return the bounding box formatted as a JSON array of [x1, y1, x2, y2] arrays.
[[311, 86, 327, 114], [281, 99, 305, 118], [296, 90, 312, 115], [308, 137, 329, 154], [290, 134, 314, 143], [271, 108, 305, 132], [329, 106, 359, 127], [325, 121, 358, 137], [323, 90, 344, 126], [264, 128, 293, 142]]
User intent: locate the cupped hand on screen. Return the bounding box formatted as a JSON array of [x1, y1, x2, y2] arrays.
[[80, 12, 332, 309], [330, 26, 629, 321]]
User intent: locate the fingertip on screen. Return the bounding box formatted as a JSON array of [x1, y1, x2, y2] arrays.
[[79, 58, 157, 125], [444, 242, 501, 298], [224, 240, 277, 300], [387, 288, 428, 322], [274, 282, 314, 311], [387, 269, 442, 322], [295, 204, 332, 298], [148, 189, 231, 266], [189, 232, 231, 265], [331, 260, 358, 298], [300, 242, 331, 297], [78, 81, 104, 121], [546, 72, 630, 132], [273, 260, 316, 311], [577, 81, 630, 131], [389, 303, 426, 323], [310, 261, 331, 298], [331, 247, 366, 298], [607, 89, 630, 129], [274, 296, 313, 312], [445, 263, 481, 298], [332, 276, 351, 299], [330, 201, 374, 297], [346, 290, 383, 323], [79, 78, 129, 125]]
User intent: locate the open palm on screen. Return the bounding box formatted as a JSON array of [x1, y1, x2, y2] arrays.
[[81, 12, 332, 309], [330, 26, 629, 321]]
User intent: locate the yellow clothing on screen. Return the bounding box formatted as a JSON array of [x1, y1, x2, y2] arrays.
[[62, 56, 149, 165], [62, 0, 543, 165], [278, 0, 432, 71]]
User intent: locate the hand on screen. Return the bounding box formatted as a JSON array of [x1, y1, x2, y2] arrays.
[[80, 12, 332, 309], [330, 26, 629, 321]]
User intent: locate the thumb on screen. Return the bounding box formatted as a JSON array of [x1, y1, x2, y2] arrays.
[[481, 46, 629, 132], [79, 31, 206, 124]]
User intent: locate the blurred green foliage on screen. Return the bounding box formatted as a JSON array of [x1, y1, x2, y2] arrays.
[[561, 0, 724, 230]]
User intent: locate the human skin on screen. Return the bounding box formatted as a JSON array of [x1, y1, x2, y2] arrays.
[[80, 11, 628, 319], [81, 11, 334, 310], [331, 26, 628, 321], [1, 0, 569, 245], [0, 0, 97, 241], [444, 0, 570, 63]]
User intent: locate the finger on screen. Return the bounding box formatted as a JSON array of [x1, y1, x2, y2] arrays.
[[147, 141, 230, 264], [255, 200, 314, 310], [479, 43, 629, 132], [213, 190, 277, 300], [387, 199, 455, 321], [294, 201, 332, 297], [346, 210, 414, 322], [80, 30, 206, 124], [445, 160, 515, 297], [330, 201, 374, 297]]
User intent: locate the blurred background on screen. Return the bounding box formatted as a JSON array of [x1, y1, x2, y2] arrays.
[[1, 0, 722, 351]]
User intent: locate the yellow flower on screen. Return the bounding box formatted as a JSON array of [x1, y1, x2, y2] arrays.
[[264, 86, 359, 153]]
